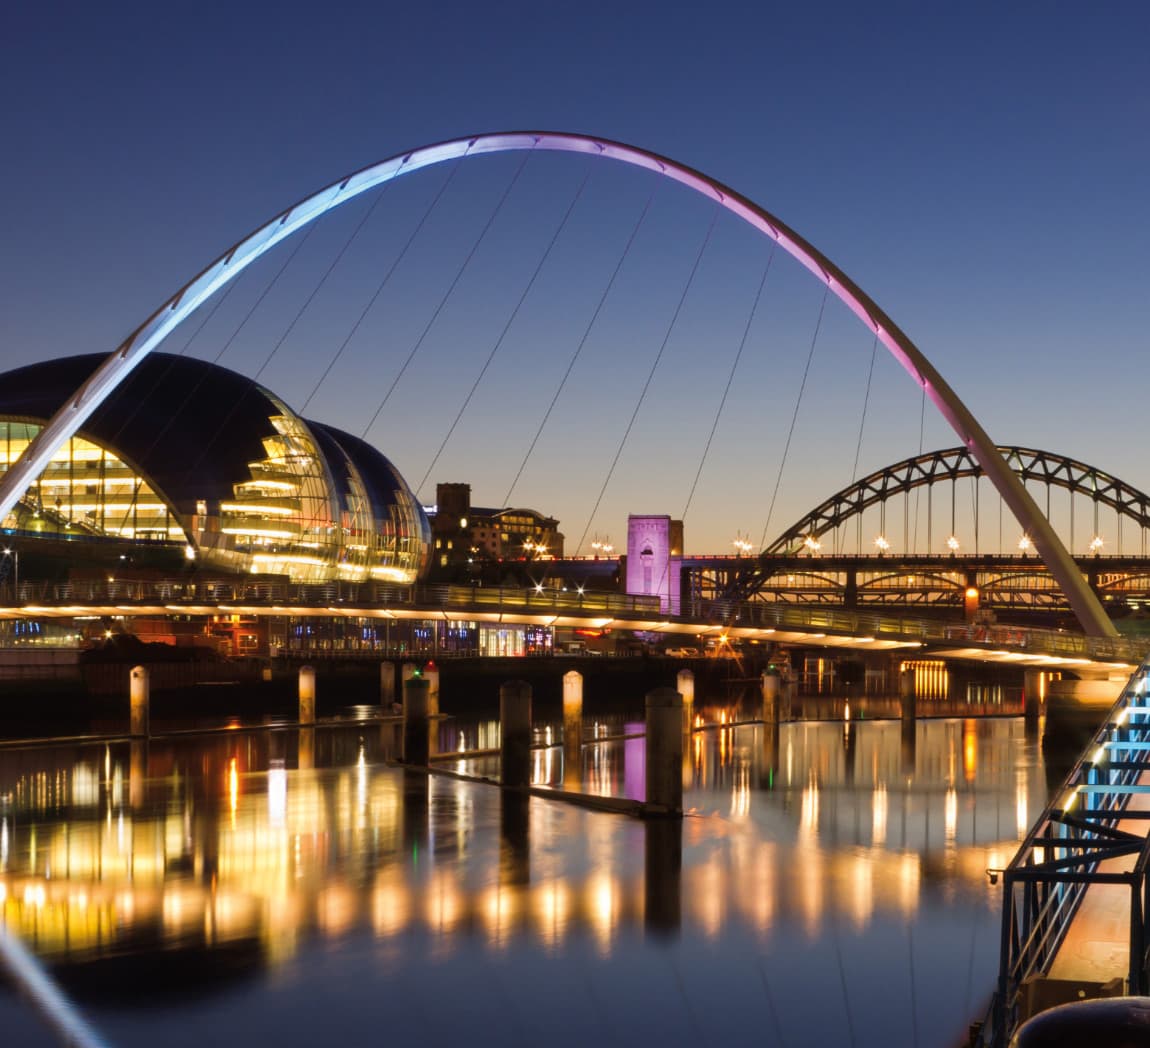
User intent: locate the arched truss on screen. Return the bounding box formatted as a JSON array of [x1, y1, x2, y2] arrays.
[[0, 132, 1115, 635], [767, 445, 1150, 555]]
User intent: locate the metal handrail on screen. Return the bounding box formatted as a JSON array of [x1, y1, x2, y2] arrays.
[[3, 575, 1148, 664], [976, 660, 1150, 1045]]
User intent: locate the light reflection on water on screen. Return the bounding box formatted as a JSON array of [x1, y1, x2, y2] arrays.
[[0, 705, 1045, 1046]]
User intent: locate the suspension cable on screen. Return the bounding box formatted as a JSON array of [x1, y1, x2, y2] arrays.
[[849, 335, 879, 486], [360, 149, 534, 441], [110, 218, 323, 484], [911, 385, 926, 553], [757, 286, 829, 552], [252, 183, 393, 384], [573, 203, 721, 557], [500, 185, 658, 509], [100, 274, 241, 449], [850, 335, 879, 553], [416, 164, 593, 498], [298, 160, 464, 416], [679, 245, 777, 524], [179, 192, 388, 487]]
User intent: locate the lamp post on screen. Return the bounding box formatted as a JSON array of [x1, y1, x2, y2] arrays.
[[2, 547, 17, 602]]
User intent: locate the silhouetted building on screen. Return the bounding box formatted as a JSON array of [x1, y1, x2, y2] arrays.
[[429, 482, 564, 574]]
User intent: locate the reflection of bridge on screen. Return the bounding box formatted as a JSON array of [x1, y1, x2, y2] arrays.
[[0, 716, 1037, 965]]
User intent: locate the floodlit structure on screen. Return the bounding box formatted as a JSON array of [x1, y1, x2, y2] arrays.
[[625, 515, 682, 614], [0, 354, 430, 584]]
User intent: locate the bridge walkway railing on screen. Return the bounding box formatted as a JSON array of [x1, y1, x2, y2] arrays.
[[975, 660, 1150, 1046], [4, 576, 1148, 664]]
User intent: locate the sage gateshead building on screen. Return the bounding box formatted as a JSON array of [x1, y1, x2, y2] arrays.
[[0, 353, 431, 585]]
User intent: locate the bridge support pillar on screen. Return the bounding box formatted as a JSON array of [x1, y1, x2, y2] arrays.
[[380, 661, 396, 709], [129, 739, 147, 809], [500, 680, 533, 788], [761, 670, 781, 723], [402, 676, 431, 765], [424, 660, 440, 717], [298, 727, 315, 770], [129, 664, 150, 737], [899, 666, 916, 722], [676, 669, 695, 732], [645, 687, 684, 816], [644, 819, 682, 934], [1024, 669, 1044, 721], [298, 665, 316, 725], [563, 671, 582, 789]]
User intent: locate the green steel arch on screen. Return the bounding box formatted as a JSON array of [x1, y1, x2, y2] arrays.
[[767, 445, 1150, 557]]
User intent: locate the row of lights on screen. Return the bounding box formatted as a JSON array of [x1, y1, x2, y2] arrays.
[[790, 534, 1109, 555]]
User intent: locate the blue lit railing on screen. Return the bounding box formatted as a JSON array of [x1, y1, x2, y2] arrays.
[[977, 659, 1150, 1046]]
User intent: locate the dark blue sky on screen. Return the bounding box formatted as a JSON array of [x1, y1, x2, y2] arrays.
[[2, 2, 1147, 553]]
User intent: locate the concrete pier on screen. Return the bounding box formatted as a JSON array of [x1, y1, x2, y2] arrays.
[[129, 739, 147, 808], [298, 665, 316, 725], [500, 680, 533, 789], [499, 791, 531, 888], [1024, 668, 1044, 721], [402, 676, 431, 765], [761, 670, 780, 723], [380, 661, 396, 709], [563, 670, 582, 790], [676, 668, 695, 731], [298, 727, 315, 770], [424, 661, 440, 717], [129, 665, 149, 737], [644, 819, 682, 933], [899, 666, 915, 722], [645, 687, 683, 816]]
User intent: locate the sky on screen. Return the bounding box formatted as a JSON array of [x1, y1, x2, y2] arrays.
[[2, 2, 1148, 556]]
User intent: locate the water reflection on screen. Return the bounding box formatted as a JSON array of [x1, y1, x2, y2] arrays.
[[0, 710, 1045, 1046]]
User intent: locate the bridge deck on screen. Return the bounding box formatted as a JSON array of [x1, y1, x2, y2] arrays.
[[1048, 775, 1150, 983]]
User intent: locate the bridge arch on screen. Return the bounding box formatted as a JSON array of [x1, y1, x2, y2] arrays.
[[0, 131, 1115, 635], [767, 445, 1150, 557]]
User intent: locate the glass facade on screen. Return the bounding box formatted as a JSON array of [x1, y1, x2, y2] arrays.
[[0, 401, 428, 586], [211, 412, 426, 584], [0, 421, 185, 543]]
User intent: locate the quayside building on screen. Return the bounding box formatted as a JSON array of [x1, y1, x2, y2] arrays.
[[0, 353, 430, 584]]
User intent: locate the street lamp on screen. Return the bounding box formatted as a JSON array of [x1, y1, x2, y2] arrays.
[[946, 535, 960, 553], [2, 547, 17, 602], [1018, 535, 1033, 553], [1089, 535, 1104, 555], [733, 534, 753, 556], [802, 535, 821, 555], [874, 535, 891, 553]]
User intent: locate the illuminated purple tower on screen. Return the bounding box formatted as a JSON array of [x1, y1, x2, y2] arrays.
[[625, 515, 682, 614]]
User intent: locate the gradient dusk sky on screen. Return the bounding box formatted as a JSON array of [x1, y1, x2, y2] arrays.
[[2, 3, 1147, 555]]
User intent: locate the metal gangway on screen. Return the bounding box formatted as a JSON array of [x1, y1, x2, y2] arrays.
[[977, 658, 1150, 1046]]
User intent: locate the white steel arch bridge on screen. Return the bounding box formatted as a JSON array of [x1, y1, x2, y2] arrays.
[[0, 132, 1116, 636]]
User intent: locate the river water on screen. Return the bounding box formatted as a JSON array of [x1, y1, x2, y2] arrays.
[[0, 690, 1047, 1047]]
